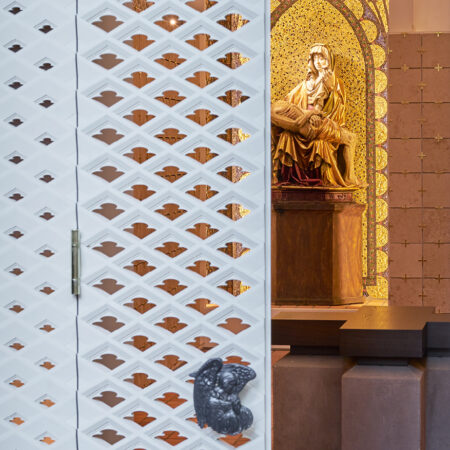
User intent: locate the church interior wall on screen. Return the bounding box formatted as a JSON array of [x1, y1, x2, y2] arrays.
[[388, 6, 450, 312], [390, 0, 450, 33], [270, 0, 449, 309]]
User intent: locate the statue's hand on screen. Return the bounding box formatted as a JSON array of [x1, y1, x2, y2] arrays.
[[309, 114, 323, 128]]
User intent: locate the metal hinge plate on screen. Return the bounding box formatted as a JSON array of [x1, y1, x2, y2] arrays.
[[71, 230, 81, 295]]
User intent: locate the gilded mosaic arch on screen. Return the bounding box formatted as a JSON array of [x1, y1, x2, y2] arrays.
[[271, 0, 389, 297]]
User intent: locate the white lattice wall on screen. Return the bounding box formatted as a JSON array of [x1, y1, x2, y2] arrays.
[[1, 0, 270, 448], [0, 0, 78, 449]]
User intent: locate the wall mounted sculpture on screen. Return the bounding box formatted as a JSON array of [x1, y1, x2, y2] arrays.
[[191, 358, 256, 435]]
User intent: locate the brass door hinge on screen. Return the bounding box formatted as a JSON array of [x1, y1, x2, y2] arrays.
[[71, 230, 81, 295]]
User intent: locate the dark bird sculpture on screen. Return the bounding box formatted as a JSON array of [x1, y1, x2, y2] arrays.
[[190, 358, 256, 435]]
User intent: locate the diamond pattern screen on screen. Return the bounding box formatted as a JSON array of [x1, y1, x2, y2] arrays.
[[2, 0, 270, 449], [0, 0, 78, 448]]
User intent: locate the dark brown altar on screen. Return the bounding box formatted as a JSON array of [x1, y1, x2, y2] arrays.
[[272, 187, 365, 306]]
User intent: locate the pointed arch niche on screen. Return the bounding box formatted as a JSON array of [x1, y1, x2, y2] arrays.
[[271, 0, 389, 298]]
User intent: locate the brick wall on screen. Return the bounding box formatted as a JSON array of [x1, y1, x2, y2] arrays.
[[388, 33, 450, 311]]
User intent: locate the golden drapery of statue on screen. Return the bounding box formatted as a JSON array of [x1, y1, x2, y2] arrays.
[[271, 44, 360, 187]]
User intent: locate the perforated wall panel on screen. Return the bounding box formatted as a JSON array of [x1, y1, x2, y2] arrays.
[[76, 0, 270, 449], [0, 0, 270, 448], [0, 1, 78, 449]]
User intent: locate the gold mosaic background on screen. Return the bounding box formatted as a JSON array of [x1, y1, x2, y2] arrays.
[[271, 0, 389, 298]]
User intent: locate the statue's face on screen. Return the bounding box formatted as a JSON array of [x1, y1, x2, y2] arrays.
[[218, 370, 237, 394], [313, 53, 329, 71]]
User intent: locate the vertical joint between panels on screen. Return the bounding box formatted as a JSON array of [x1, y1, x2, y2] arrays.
[[264, 0, 273, 447], [420, 35, 424, 306], [74, 3, 80, 449]]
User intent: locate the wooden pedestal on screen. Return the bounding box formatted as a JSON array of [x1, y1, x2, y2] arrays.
[[272, 187, 365, 305]]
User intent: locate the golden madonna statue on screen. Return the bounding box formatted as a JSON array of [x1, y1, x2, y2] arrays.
[[271, 44, 360, 187]]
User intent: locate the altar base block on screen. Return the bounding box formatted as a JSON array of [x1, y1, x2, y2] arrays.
[[272, 187, 365, 306]]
